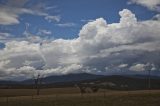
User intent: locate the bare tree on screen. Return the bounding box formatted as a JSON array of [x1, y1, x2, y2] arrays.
[[34, 74, 41, 95]]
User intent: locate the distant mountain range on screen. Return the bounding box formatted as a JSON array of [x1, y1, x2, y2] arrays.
[[0, 73, 105, 85], [0, 73, 160, 90], [22, 73, 105, 84]]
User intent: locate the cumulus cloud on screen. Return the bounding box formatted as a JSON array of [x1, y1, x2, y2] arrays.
[[128, 0, 160, 11], [0, 9, 160, 80], [44, 64, 83, 76], [129, 64, 146, 71]]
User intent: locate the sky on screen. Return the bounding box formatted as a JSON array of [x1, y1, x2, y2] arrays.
[[0, 0, 160, 80]]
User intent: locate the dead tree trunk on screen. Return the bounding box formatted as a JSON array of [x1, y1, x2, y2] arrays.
[[34, 74, 41, 95]]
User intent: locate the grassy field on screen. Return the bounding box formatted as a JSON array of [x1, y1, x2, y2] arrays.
[[0, 88, 160, 106]]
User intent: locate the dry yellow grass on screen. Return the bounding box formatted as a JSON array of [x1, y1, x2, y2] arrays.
[[0, 88, 160, 106]]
